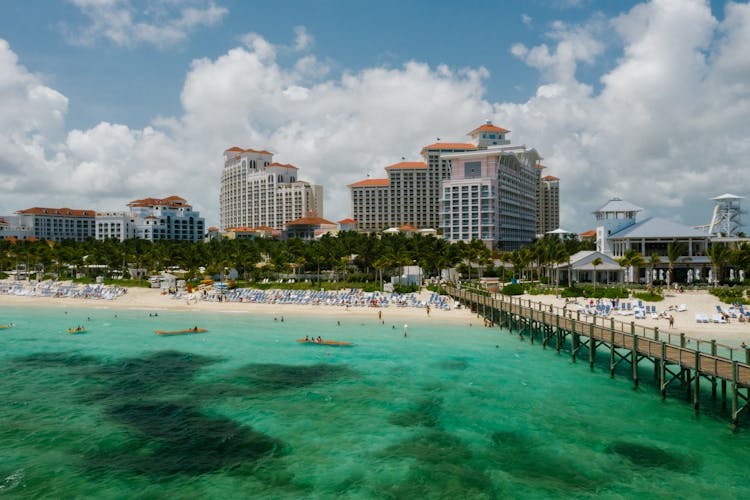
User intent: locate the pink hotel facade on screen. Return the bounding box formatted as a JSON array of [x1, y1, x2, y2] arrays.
[[349, 122, 545, 250]]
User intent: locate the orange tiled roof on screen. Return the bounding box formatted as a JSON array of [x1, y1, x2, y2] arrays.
[[127, 196, 191, 208], [207, 226, 219, 231], [536, 164, 546, 169], [287, 216, 336, 226], [16, 207, 96, 217], [399, 225, 417, 231], [225, 147, 273, 155], [468, 123, 510, 135], [348, 179, 390, 187], [227, 226, 275, 232], [385, 161, 427, 170], [338, 218, 356, 224], [421, 142, 477, 152], [268, 162, 299, 169], [580, 230, 596, 238], [542, 175, 559, 181]]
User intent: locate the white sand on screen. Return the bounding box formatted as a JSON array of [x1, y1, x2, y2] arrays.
[[2, 285, 749, 346], [522, 289, 750, 347]]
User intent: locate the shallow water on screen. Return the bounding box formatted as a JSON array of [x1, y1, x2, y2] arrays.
[[1, 305, 749, 498]]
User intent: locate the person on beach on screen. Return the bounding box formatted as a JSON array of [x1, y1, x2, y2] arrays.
[[669, 315, 674, 328]]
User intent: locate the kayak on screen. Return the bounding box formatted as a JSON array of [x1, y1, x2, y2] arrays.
[[155, 328, 207, 335], [297, 338, 353, 346], [67, 328, 87, 334], [0, 324, 14, 329]]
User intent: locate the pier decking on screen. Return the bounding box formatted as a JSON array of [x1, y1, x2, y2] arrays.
[[448, 286, 750, 429]]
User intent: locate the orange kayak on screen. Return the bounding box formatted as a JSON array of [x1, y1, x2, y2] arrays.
[[155, 328, 207, 335], [297, 338, 353, 346]]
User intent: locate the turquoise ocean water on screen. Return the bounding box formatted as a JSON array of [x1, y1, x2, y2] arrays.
[[1, 304, 750, 499]]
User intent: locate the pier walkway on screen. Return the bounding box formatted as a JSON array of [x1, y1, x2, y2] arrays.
[[447, 286, 750, 429]]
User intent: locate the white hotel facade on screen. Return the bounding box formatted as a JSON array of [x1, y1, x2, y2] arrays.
[[95, 196, 205, 242], [220, 147, 323, 231]]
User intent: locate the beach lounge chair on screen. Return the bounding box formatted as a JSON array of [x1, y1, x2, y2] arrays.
[[677, 304, 687, 312], [634, 309, 646, 320], [695, 314, 703, 323], [712, 314, 727, 324]]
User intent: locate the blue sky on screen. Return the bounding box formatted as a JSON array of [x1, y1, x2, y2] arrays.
[[1, 0, 637, 130], [0, 0, 748, 231]]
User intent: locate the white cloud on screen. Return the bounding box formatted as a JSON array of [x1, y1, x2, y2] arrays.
[[499, 0, 750, 228], [293, 26, 313, 52], [64, 0, 228, 48], [2, 0, 750, 233]]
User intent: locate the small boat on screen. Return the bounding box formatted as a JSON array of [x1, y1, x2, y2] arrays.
[[0, 324, 14, 329], [297, 338, 353, 346], [67, 327, 87, 334], [154, 328, 207, 335]]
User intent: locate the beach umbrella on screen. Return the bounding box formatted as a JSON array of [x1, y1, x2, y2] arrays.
[[741, 270, 745, 282], [730, 269, 735, 281], [708, 269, 713, 284], [687, 269, 693, 283]]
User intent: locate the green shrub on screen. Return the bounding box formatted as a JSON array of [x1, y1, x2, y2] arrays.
[[501, 283, 524, 296], [633, 292, 664, 302], [559, 285, 630, 299], [393, 284, 419, 294], [710, 287, 748, 305]]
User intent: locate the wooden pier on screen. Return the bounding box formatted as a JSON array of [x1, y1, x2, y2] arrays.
[[448, 286, 750, 429]]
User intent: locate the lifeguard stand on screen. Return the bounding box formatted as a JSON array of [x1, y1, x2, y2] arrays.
[[708, 194, 745, 237]]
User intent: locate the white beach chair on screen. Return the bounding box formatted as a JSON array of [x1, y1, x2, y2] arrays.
[[677, 304, 687, 312], [712, 314, 727, 324]]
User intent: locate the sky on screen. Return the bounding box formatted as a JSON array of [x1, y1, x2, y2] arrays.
[[0, 0, 749, 232]]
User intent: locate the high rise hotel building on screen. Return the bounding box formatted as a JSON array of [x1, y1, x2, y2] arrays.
[[349, 121, 545, 249], [536, 171, 560, 236], [440, 125, 540, 250], [349, 140, 481, 232], [220, 147, 323, 231]]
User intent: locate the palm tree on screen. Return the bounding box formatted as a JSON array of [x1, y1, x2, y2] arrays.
[[618, 249, 645, 284], [665, 241, 688, 287], [591, 257, 603, 288], [647, 253, 661, 291], [551, 244, 569, 289], [373, 256, 390, 291], [706, 244, 731, 287]]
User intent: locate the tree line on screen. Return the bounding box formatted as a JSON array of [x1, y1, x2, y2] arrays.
[[2, 233, 746, 287]]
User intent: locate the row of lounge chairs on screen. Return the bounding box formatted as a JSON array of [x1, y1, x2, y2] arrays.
[[579, 299, 687, 319], [176, 287, 453, 310], [696, 305, 750, 324], [0, 281, 125, 300]]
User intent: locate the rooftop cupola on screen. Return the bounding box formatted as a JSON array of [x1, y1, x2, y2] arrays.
[[467, 120, 511, 148], [593, 197, 642, 254]]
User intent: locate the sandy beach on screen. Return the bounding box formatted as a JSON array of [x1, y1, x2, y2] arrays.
[[2, 283, 749, 346], [0, 285, 479, 327], [523, 289, 750, 347]]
